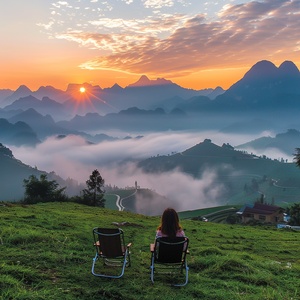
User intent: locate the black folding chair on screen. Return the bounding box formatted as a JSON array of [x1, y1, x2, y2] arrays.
[[150, 237, 189, 286], [92, 228, 131, 278]]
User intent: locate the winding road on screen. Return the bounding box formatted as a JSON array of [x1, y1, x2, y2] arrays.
[[114, 189, 137, 211]]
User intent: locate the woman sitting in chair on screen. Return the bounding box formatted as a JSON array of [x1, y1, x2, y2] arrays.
[[156, 207, 185, 238], [151, 208, 189, 286]]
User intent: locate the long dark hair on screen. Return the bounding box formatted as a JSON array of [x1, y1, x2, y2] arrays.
[[158, 208, 182, 237]]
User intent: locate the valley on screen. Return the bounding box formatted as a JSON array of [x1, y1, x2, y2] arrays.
[[1, 60, 300, 214]]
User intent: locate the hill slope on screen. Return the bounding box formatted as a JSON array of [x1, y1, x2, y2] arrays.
[[0, 143, 44, 200], [138, 139, 300, 205], [1, 202, 300, 299]]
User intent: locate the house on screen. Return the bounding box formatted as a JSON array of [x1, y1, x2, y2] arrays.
[[237, 203, 284, 224]]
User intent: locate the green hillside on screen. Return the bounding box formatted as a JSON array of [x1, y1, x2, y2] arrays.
[[1, 202, 300, 299], [0, 143, 44, 201], [138, 139, 300, 205]]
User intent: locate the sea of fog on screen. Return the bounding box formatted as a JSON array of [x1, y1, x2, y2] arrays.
[[10, 130, 292, 211]]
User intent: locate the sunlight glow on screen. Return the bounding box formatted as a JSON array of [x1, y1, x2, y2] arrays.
[[79, 87, 86, 93]]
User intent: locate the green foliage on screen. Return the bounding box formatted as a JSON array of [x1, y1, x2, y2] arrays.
[[23, 174, 67, 204], [72, 169, 105, 207], [287, 202, 300, 225], [1, 202, 300, 299], [139, 141, 300, 205], [294, 147, 300, 168]]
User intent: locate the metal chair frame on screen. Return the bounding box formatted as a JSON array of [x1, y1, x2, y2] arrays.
[[92, 227, 131, 279], [150, 236, 189, 286]]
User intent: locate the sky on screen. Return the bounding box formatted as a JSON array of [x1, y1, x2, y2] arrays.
[[1, 0, 300, 91]]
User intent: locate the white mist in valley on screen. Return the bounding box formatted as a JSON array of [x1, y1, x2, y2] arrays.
[[10, 130, 291, 212]]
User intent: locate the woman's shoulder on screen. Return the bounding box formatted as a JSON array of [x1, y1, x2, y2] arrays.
[[156, 229, 163, 237], [176, 229, 185, 237]]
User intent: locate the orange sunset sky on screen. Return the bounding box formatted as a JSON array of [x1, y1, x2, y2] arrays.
[[1, 0, 300, 91]]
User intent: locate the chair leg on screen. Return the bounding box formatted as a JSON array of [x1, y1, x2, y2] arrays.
[[91, 251, 130, 279], [150, 254, 155, 284], [173, 264, 189, 287]]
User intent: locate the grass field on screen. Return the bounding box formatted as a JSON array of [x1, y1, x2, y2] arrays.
[[1, 202, 300, 299]]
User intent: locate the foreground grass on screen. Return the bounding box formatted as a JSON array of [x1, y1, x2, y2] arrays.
[[1, 202, 300, 300]]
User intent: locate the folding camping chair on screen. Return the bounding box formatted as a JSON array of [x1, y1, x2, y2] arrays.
[[150, 236, 189, 286], [92, 227, 131, 278]]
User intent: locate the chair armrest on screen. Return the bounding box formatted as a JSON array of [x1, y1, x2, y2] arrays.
[[150, 243, 155, 252]]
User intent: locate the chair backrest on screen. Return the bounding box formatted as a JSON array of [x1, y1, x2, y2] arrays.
[[93, 228, 124, 258], [155, 237, 189, 263]]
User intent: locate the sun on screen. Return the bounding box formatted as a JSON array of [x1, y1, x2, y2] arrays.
[[79, 87, 86, 93]]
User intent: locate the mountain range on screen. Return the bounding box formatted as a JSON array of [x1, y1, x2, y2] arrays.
[[0, 76, 224, 118], [0, 60, 299, 133], [1, 59, 300, 204], [1, 59, 300, 148]]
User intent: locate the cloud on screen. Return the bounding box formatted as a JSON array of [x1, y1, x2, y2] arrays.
[[11, 132, 232, 212], [144, 0, 175, 9], [40, 0, 300, 77], [236, 146, 293, 162], [45, 0, 300, 77], [9, 130, 269, 211], [9, 128, 294, 212], [105, 163, 227, 214], [10, 130, 266, 181], [91, 1, 300, 76]]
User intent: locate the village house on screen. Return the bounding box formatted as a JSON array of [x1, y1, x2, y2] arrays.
[[237, 203, 284, 224]]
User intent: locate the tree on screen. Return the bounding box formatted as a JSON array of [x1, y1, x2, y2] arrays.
[[81, 169, 105, 207], [294, 148, 300, 168], [287, 203, 300, 226], [23, 174, 67, 204]]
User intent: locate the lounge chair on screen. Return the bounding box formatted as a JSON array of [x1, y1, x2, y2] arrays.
[[150, 236, 189, 286], [92, 227, 131, 278]]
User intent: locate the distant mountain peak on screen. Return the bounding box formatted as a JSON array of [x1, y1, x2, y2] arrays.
[[110, 83, 123, 91], [243, 60, 277, 80], [16, 85, 32, 93], [127, 75, 173, 87], [137, 75, 150, 85], [278, 60, 300, 76], [242, 60, 300, 82]]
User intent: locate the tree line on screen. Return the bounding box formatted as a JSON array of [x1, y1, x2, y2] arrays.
[[23, 169, 105, 207]]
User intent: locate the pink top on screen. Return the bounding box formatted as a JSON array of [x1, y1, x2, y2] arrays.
[[155, 229, 185, 238]]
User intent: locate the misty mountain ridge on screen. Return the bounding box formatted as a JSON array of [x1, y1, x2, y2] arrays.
[[236, 129, 300, 156], [7, 108, 73, 139], [0, 143, 85, 201], [0, 60, 299, 152], [1, 107, 146, 146], [0, 75, 224, 116], [0, 142, 45, 200], [0, 118, 40, 146], [1, 85, 33, 107], [214, 60, 300, 111], [1, 59, 300, 155], [127, 75, 173, 87], [2, 136, 300, 205], [1, 60, 300, 127], [138, 138, 255, 175], [137, 138, 300, 205]]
